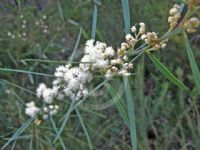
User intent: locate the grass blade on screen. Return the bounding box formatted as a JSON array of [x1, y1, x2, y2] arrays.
[[120, 1, 137, 149], [0, 68, 54, 77], [49, 116, 67, 150], [183, 31, 200, 93], [54, 101, 76, 143], [0, 79, 36, 95], [2, 118, 33, 150], [91, 4, 97, 39], [57, 2, 64, 22], [147, 52, 188, 90], [69, 27, 83, 63], [123, 77, 137, 150], [105, 83, 129, 125], [75, 109, 92, 150], [121, 0, 130, 34]]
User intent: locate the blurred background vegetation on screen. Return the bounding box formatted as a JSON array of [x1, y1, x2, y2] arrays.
[[0, 0, 199, 149]]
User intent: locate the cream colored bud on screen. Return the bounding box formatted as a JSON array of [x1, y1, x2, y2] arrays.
[[121, 46, 126, 51], [43, 107, 49, 113], [139, 22, 145, 34], [174, 13, 181, 19], [7, 32, 12, 36], [112, 66, 118, 71], [131, 26, 137, 32], [186, 28, 197, 33], [168, 17, 173, 23], [125, 34, 133, 41], [161, 43, 167, 49], [49, 105, 54, 109], [152, 45, 160, 51], [43, 114, 48, 120], [174, 4, 180, 9], [55, 105, 59, 110], [170, 8, 178, 15], [123, 55, 128, 61], [141, 34, 146, 40], [128, 63, 133, 68]]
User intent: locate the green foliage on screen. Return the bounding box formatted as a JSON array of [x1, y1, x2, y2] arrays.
[[124, 77, 137, 150], [183, 31, 200, 94], [147, 52, 188, 90]]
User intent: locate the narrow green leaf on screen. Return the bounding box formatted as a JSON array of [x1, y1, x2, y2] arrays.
[[49, 116, 67, 150], [91, 5, 97, 39], [93, 0, 102, 5], [69, 27, 82, 63], [183, 31, 200, 93], [120, 1, 137, 149], [2, 118, 33, 150], [57, 2, 64, 22], [147, 52, 188, 90], [121, 0, 130, 34], [29, 138, 33, 150], [105, 83, 129, 125], [75, 109, 92, 150], [150, 82, 169, 121], [0, 79, 36, 95], [0, 68, 54, 77], [123, 77, 137, 150], [23, 59, 69, 64], [54, 101, 76, 143]]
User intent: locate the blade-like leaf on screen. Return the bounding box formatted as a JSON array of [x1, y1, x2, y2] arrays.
[[69, 27, 82, 63], [120, 1, 137, 149], [49, 116, 67, 150], [2, 118, 33, 150], [54, 101, 75, 143], [57, 2, 64, 22], [183, 31, 200, 93], [0, 68, 54, 77], [147, 52, 188, 90], [121, 0, 130, 34], [75, 109, 92, 150], [105, 83, 129, 125], [123, 77, 137, 150], [91, 4, 97, 39]]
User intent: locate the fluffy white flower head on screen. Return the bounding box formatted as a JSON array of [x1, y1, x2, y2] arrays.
[[25, 101, 40, 117]]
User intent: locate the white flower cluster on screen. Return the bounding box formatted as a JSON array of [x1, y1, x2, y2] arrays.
[[25, 41, 114, 118], [168, 4, 181, 29], [144, 32, 167, 50], [80, 39, 134, 77], [184, 17, 200, 33], [25, 101, 40, 118], [53, 65, 92, 101], [42, 104, 59, 120], [25, 22, 169, 119], [80, 39, 115, 71], [25, 65, 92, 119], [105, 23, 147, 78]]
